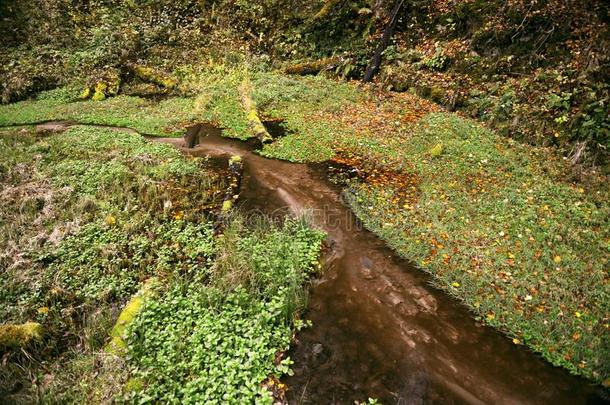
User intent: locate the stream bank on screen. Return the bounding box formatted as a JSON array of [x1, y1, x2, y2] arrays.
[[6, 120, 604, 403], [156, 124, 605, 404]]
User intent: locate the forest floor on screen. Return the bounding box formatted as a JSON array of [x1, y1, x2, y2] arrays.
[[0, 62, 608, 401]]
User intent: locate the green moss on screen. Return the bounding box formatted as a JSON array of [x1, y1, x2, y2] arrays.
[[240, 75, 273, 143], [92, 82, 107, 101], [221, 199, 233, 213], [79, 87, 91, 100], [0, 322, 44, 350], [124, 377, 145, 393], [134, 65, 177, 89], [429, 143, 443, 157], [106, 278, 157, 356]]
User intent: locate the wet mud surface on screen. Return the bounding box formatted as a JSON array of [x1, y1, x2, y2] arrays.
[[156, 124, 605, 405], [21, 121, 607, 404]]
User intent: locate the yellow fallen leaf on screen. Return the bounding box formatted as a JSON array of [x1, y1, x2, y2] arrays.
[[451, 282, 460, 288], [486, 313, 495, 321], [105, 215, 117, 226], [553, 255, 562, 264], [37, 307, 49, 315], [512, 338, 521, 345], [574, 311, 581, 318], [429, 143, 443, 157]]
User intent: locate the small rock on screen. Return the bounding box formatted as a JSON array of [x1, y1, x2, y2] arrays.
[[312, 343, 324, 356]]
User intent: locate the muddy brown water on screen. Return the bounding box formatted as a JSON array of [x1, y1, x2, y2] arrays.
[[23, 122, 607, 404], [157, 124, 605, 405]]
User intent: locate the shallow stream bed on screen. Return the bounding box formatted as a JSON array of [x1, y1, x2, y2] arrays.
[[156, 124, 604, 404]]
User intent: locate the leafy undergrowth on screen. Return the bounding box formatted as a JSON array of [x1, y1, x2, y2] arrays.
[[123, 218, 323, 403], [0, 126, 324, 403], [1, 63, 608, 384]]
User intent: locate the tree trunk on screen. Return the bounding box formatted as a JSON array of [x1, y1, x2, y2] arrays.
[[363, 0, 405, 83]]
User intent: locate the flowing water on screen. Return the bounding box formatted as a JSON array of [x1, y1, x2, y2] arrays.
[[158, 124, 605, 405], [28, 121, 606, 404]]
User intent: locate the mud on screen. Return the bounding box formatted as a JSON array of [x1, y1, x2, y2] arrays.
[[154, 124, 605, 404]]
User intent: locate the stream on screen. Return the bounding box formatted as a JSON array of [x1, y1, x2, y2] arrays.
[[28, 121, 606, 404], [158, 124, 605, 404]]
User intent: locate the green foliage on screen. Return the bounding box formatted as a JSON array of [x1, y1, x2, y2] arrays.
[[37, 85, 82, 103], [0, 126, 226, 401], [124, 287, 289, 404], [122, 217, 324, 403], [345, 112, 610, 382], [0, 95, 196, 136], [0, 124, 325, 401], [250, 70, 361, 161]]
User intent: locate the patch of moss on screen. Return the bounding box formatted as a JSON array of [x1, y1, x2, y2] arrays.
[[79, 87, 91, 100], [123, 377, 145, 393], [0, 322, 44, 350], [80, 69, 122, 101], [239, 75, 273, 143], [221, 200, 233, 213], [92, 82, 107, 101], [133, 65, 177, 89], [429, 143, 443, 157], [106, 278, 157, 356]]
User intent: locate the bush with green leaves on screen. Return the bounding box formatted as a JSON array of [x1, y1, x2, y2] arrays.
[[122, 218, 325, 403]]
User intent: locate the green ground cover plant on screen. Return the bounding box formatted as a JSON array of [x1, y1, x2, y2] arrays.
[[0, 94, 197, 136], [342, 113, 610, 382], [0, 125, 325, 402], [0, 61, 607, 385], [123, 218, 324, 403]]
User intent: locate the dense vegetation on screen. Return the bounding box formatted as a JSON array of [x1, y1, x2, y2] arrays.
[[1, 0, 609, 168], [0, 0, 608, 399], [0, 126, 324, 402]]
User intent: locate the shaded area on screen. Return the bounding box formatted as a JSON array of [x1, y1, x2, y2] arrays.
[[262, 119, 288, 140]]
